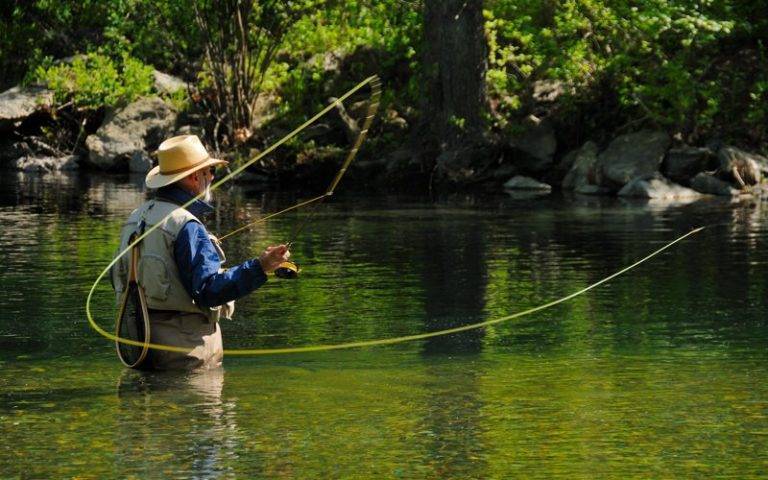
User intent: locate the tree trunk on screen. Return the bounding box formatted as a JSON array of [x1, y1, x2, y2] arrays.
[[422, 0, 488, 151]]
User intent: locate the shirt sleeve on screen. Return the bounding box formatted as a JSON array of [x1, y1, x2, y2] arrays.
[[174, 220, 268, 308]]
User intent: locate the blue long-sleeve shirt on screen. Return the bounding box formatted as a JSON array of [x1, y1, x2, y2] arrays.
[[157, 186, 267, 308]]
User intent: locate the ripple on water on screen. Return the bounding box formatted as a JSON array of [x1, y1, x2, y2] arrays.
[[2, 175, 768, 478]]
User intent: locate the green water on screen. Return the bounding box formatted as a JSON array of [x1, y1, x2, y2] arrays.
[[1, 171, 767, 478]]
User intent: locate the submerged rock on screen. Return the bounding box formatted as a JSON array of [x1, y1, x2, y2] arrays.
[[618, 173, 701, 199], [10, 155, 79, 172], [503, 175, 551, 191], [597, 130, 670, 190], [85, 96, 176, 170]]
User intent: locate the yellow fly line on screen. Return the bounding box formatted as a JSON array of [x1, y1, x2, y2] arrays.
[[217, 74, 382, 243], [85, 74, 705, 356]]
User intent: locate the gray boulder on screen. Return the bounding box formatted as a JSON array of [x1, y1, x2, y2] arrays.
[[597, 130, 670, 189], [557, 147, 579, 178], [152, 70, 186, 95], [85, 97, 177, 170], [0, 85, 54, 127], [618, 173, 701, 199], [510, 116, 556, 173], [716, 146, 765, 187], [10, 155, 79, 172], [574, 183, 612, 196], [562, 141, 599, 190], [129, 152, 153, 173], [690, 172, 742, 196], [662, 146, 717, 184], [503, 175, 551, 191], [436, 143, 501, 183]]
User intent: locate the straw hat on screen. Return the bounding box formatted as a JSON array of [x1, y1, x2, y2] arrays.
[[145, 135, 228, 189]]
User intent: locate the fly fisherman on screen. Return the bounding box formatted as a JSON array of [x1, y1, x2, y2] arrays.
[[111, 134, 290, 370]]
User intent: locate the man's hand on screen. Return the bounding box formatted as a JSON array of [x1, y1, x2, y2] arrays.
[[258, 244, 291, 274]]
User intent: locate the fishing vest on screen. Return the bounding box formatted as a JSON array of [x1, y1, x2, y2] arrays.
[[111, 199, 234, 323]]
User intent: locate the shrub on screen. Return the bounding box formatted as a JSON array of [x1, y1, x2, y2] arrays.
[[33, 52, 154, 108]]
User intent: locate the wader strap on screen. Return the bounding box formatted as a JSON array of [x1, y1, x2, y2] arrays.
[[136, 201, 154, 236], [127, 233, 138, 283]]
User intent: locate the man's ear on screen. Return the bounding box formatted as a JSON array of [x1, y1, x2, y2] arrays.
[[179, 172, 198, 190]]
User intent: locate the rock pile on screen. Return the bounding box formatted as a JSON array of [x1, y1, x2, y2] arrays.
[[554, 131, 766, 199], [0, 70, 186, 174]]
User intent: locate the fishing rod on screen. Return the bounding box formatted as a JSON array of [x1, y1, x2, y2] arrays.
[[85, 73, 708, 358], [218, 75, 382, 279], [86, 75, 382, 358]]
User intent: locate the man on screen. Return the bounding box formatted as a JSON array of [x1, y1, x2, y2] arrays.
[[111, 134, 289, 370]]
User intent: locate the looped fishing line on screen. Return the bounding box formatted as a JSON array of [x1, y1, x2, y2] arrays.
[[86, 74, 705, 356]]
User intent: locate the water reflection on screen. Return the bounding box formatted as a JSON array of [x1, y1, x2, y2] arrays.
[[420, 213, 487, 355], [2, 171, 768, 477], [417, 362, 488, 477], [0, 170, 147, 215], [115, 368, 237, 478]]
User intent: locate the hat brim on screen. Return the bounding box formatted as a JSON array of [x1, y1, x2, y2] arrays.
[[145, 157, 229, 189]]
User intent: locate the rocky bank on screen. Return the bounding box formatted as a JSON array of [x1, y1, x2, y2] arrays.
[[1, 75, 766, 200]]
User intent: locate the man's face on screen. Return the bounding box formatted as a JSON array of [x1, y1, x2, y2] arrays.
[[195, 168, 215, 202]]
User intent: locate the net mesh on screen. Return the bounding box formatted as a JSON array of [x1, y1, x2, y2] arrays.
[[116, 284, 147, 367]]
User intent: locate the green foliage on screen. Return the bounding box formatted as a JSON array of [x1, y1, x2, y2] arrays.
[[262, 0, 421, 124], [0, 1, 202, 92], [3, 0, 767, 152], [0, 1, 113, 88], [485, 0, 768, 145], [33, 53, 154, 108], [163, 87, 191, 112], [448, 116, 467, 130]]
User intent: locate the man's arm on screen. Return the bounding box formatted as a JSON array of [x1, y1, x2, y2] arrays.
[[175, 221, 268, 308]]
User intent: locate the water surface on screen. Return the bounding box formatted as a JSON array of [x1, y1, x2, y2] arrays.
[[1, 171, 767, 478]]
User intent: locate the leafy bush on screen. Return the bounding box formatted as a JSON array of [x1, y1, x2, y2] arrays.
[[33, 52, 154, 108], [262, 0, 421, 123], [485, 0, 768, 146]]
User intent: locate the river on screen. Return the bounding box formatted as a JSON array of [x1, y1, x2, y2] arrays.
[[1, 171, 767, 478]]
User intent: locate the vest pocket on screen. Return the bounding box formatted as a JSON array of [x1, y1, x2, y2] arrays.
[[138, 254, 171, 302]]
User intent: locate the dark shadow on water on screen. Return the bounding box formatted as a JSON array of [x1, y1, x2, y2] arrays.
[[419, 210, 488, 356]]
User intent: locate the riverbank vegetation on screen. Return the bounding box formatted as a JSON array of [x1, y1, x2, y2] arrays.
[[1, 0, 766, 193]]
